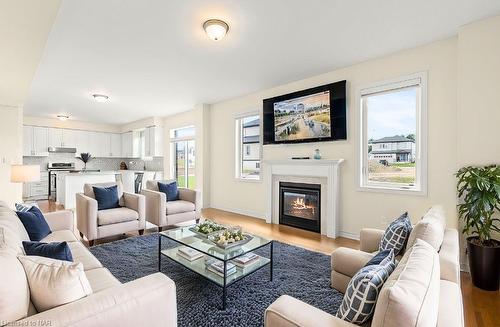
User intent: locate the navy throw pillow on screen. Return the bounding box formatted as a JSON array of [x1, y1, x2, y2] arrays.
[[379, 212, 413, 256], [364, 249, 394, 267], [93, 185, 120, 210], [22, 241, 73, 262], [16, 206, 51, 241], [158, 181, 179, 201]]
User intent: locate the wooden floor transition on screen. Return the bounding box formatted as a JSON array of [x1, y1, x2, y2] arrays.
[[38, 201, 499, 327]]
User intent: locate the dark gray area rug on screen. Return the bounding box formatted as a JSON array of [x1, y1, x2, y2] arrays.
[[89, 233, 343, 327]]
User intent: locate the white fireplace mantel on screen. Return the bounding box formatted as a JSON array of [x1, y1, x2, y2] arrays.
[[262, 159, 344, 238]]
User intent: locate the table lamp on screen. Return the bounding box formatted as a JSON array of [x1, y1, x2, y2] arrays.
[[11, 165, 40, 183]]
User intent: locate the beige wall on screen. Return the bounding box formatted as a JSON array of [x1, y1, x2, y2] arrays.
[[0, 106, 23, 207], [457, 15, 500, 166], [0, 0, 61, 106], [209, 37, 459, 236], [162, 105, 211, 207]]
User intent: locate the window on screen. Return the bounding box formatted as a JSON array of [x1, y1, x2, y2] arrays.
[[170, 126, 195, 189], [235, 114, 261, 180], [359, 73, 427, 194]]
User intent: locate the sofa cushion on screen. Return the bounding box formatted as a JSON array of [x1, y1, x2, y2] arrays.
[[41, 230, 79, 243], [437, 280, 464, 327], [67, 241, 103, 271], [0, 226, 24, 254], [158, 181, 179, 201], [166, 200, 195, 215], [337, 252, 395, 324], [97, 207, 139, 226], [93, 185, 120, 210], [0, 207, 30, 243], [407, 207, 445, 251], [16, 206, 52, 241], [23, 241, 73, 262], [0, 251, 30, 324], [372, 239, 440, 327], [85, 267, 121, 293], [18, 255, 93, 312], [379, 212, 412, 256]]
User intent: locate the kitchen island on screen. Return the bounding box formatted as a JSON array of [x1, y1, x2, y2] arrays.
[[56, 172, 117, 209]]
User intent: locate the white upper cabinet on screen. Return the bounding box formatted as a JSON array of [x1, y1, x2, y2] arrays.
[[144, 126, 163, 157], [23, 126, 48, 156], [121, 132, 133, 158], [110, 133, 122, 157], [48, 128, 63, 148], [73, 130, 88, 155], [62, 129, 77, 148]]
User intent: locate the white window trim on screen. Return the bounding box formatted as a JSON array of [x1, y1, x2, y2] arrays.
[[234, 111, 262, 182], [169, 125, 196, 189], [357, 72, 428, 196]]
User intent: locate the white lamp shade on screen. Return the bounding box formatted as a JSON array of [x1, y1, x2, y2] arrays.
[[11, 165, 40, 183]]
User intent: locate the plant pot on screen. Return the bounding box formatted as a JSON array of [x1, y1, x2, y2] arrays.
[[466, 236, 500, 291]]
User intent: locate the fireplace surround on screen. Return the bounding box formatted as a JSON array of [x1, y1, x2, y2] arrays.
[[279, 182, 321, 233]]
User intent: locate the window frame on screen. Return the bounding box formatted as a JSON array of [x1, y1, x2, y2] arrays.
[[169, 125, 196, 189], [357, 72, 428, 195], [234, 111, 262, 182]]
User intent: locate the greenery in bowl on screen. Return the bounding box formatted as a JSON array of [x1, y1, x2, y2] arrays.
[[194, 220, 226, 235], [456, 165, 500, 246], [210, 229, 246, 246]]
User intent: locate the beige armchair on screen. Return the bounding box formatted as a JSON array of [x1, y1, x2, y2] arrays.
[[75, 181, 145, 246], [141, 179, 200, 232]]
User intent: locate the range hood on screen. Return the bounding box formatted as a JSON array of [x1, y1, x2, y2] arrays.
[[48, 147, 77, 153]]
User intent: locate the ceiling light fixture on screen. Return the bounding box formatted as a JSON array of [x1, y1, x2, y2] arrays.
[[92, 94, 109, 102], [203, 19, 229, 41], [56, 114, 70, 121]]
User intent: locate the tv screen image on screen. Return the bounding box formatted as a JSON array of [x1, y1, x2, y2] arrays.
[[263, 80, 346, 145], [274, 91, 331, 142]]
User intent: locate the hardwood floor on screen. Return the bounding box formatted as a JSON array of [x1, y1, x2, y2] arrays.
[[38, 200, 499, 327]]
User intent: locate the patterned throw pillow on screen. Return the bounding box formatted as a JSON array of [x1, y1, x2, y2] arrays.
[[379, 212, 412, 256], [15, 202, 39, 212], [337, 252, 396, 324]]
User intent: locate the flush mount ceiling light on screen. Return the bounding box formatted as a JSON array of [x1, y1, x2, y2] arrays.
[[92, 94, 109, 102], [203, 19, 229, 41], [56, 114, 70, 121]]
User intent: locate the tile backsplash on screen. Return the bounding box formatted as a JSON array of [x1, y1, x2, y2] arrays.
[[23, 153, 163, 172]]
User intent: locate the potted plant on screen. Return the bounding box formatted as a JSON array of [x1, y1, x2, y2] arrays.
[[77, 153, 92, 171], [456, 165, 500, 291]]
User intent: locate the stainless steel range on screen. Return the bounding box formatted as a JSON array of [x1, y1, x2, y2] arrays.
[[47, 162, 100, 200]]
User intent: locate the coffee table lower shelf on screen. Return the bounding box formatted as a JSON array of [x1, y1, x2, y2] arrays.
[[158, 241, 273, 310]]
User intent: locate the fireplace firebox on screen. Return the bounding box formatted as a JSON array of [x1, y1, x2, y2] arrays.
[[279, 182, 321, 233]]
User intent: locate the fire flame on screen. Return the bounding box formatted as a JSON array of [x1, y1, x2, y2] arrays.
[[291, 197, 316, 215]]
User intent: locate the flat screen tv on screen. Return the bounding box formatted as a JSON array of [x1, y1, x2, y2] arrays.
[[263, 80, 347, 145]]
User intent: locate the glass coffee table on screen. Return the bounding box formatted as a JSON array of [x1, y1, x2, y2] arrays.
[[158, 226, 273, 309]]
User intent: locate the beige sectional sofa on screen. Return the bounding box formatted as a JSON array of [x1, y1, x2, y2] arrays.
[[0, 202, 177, 327], [265, 206, 463, 327]]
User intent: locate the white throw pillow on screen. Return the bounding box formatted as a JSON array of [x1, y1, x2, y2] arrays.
[[0, 251, 30, 324], [18, 255, 93, 312], [407, 208, 445, 250]]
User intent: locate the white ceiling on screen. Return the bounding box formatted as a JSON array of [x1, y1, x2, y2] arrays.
[[24, 0, 500, 125]]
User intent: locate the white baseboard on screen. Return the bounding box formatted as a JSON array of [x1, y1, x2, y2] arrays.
[[208, 206, 266, 220], [338, 231, 360, 240]]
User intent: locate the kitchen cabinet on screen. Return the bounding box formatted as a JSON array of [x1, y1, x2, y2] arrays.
[[23, 126, 48, 156], [48, 128, 63, 148], [121, 132, 133, 157], [23, 173, 48, 200], [73, 130, 88, 156], [109, 133, 122, 157], [144, 126, 163, 157], [49, 128, 78, 148], [62, 129, 77, 148]]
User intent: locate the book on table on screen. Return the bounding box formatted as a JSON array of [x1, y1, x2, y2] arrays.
[[231, 252, 261, 268], [205, 258, 237, 277], [177, 246, 204, 261]]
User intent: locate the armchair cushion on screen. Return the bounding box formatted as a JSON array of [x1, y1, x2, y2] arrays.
[[92, 185, 120, 210], [165, 200, 195, 215], [158, 181, 179, 201], [16, 206, 51, 241], [97, 207, 139, 226]]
